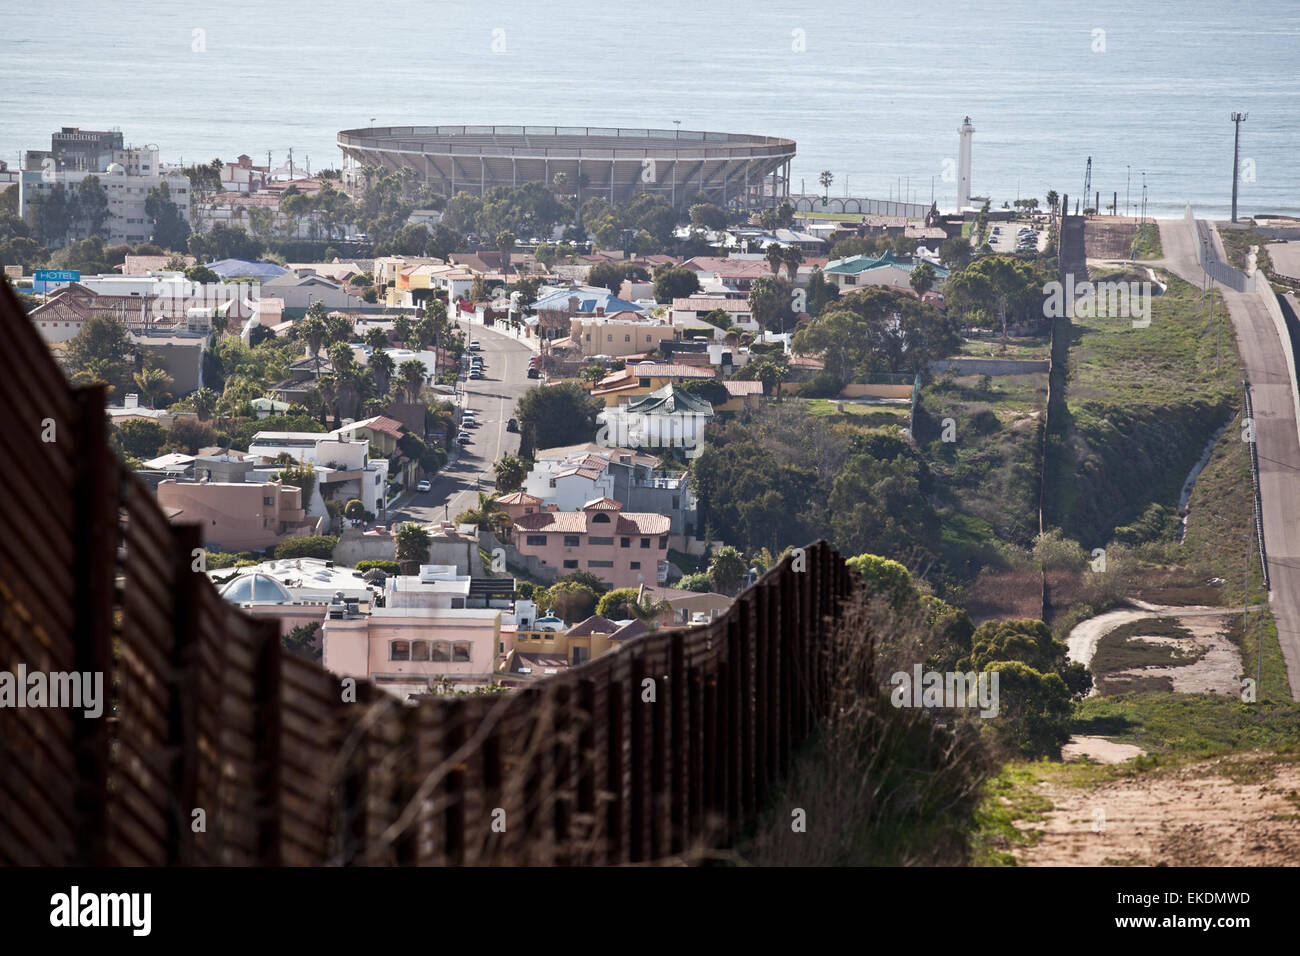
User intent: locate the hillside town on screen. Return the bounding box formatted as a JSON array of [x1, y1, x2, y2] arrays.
[[0, 123, 1004, 694], [4, 105, 1300, 878]]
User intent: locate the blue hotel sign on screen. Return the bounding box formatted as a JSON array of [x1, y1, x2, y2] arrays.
[[33, 269, 80, 294]]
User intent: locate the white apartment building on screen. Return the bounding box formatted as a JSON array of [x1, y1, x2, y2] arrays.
[[18, 154, 191, 246]]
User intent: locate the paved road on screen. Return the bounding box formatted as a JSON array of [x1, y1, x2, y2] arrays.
[[387, 323, 536, 528], [1158, 216, 1300, 699]]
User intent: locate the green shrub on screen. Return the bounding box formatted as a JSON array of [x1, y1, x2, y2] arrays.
[[799, 370, 845, 398], [274, 535, 338, 560], [356, 559, 400, 574], [205, 550, 258, 570]]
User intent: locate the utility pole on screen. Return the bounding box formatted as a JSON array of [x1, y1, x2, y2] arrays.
[[1230, 112, 1248, 223]]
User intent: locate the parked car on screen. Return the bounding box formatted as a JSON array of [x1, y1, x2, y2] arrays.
[[468, 340, 482, 350], [416, 479, 432, 493], [469, 370, 484, 379], [456, 432, 472, 445], [506, 418, 518, 431], [526, 367, 540, 379]]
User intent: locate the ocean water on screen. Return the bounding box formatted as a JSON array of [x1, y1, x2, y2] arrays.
[[1, 0, 1297, 218]]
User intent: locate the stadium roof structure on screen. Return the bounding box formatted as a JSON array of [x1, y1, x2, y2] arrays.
[[338, 125, 795, 211]]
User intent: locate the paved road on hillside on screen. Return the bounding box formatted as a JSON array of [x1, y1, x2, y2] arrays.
[[387, 323, 536, 529], [1157, 216, 1300, 699]]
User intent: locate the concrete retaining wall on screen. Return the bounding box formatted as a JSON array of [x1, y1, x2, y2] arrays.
[[333, 527, 483, 575]]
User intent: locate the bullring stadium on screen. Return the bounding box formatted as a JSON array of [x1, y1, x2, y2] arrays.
[[337, 125, 796, 211]]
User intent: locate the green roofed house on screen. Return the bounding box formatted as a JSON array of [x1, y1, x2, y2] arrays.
[[624, 383, 714, 418], [599, 384, 714, 459], [251, 397, 294, 419], [823, 250, 949, 294]]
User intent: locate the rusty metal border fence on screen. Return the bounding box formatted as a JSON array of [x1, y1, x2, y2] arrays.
[[0, 281, 853, 865]]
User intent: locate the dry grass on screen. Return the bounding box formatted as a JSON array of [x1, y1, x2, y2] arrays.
[[737, 588, 995, 866]]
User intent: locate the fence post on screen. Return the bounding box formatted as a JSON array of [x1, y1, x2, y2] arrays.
[[166, 524, 204, 866], [575, 677, 598, 864], [722, 616, 743, 842], [71, 386, 115, 866], [668, 631, 686, 857], [252, 617, 284, 866], [605, 669, 627, 864]]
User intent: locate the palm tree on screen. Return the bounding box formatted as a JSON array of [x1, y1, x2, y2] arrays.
[[456, 492, 508, 534], [370, 349, 395, 397], [764, 243, 784, 276], [781, 245, 804, 282], [334, 365, 362, 421], [364, 327, 389, 350], [493, 455, 528, 493], [298, 314, 326, 379], [395, 522, 433, 566], [398, 359, 426, 403], [133, 367, 172, 408], [327, 341, 354, 374], [392, 315, 412, 346], [190, 387, 218, 421], [410, 318, 433, 353], [818, 170, 833, 194], [496, 230, 516, 274], [325, 313, 352, 345], [316, 375, 337, 427], [909, 261, 937, 298], [302, 387, 324, 422]]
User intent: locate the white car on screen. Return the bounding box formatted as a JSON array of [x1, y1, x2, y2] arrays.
[[468, 340, 482, 351], [456, 432, 472, 445], [416, 479, 432, 493]]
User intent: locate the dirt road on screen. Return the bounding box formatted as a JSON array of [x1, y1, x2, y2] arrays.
[[1014, 753, 1300, 866]]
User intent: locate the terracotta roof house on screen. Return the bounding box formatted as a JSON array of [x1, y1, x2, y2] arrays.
[[121, 254, 196, 274], [590, 362, 717, 403], [496, 490, 544, 523], [565, 615, 621, 637], [511, 499, 670, 588]]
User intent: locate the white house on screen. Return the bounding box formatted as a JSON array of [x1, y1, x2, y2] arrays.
[[246, 432, 389, 518]]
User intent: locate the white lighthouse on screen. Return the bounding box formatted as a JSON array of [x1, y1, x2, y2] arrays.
[[957, 116, 975, 210]]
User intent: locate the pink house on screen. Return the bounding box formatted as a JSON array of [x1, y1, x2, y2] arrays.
[[322, 606, 502, 699], [496, 490, 544, 524], [157, 478, 322, 551], [511, 498, 670, 588]]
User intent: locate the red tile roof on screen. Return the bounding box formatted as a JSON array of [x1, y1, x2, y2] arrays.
[[497, 491, 543, 505], [513, 511, 670, 535], [566, 614, 621, 636], [682, 257, 773, 278]]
